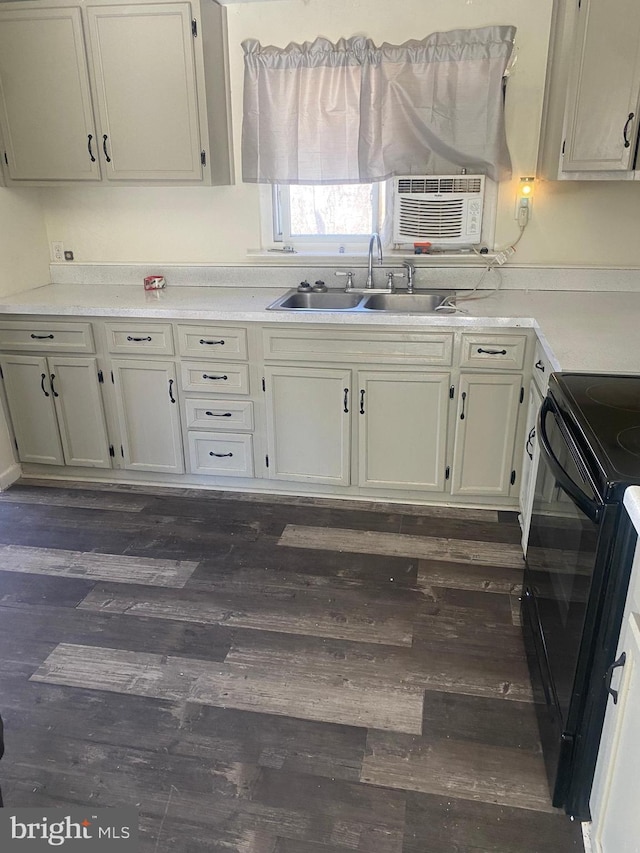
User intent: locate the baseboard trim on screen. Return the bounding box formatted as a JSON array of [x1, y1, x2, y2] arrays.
[[0, 463, 22, 491]]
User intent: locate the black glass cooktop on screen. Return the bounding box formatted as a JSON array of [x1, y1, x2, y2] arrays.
[[551, 373, 640, 490]]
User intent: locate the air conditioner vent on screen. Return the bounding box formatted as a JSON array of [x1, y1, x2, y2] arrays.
[[393, 174, 485, 246]]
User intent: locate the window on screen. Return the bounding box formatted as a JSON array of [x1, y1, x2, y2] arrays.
[[272, 182, 385, 254]]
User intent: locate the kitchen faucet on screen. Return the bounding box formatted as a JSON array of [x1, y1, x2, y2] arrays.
[[366, 232, 383, 289]]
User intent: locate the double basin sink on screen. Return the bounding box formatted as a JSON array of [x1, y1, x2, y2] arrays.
[[267, 289, 454, 314]]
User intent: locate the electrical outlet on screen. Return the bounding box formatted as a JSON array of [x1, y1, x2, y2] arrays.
[[51, 242, 64, 262]]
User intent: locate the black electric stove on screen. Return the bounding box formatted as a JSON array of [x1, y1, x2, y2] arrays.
[[522, 372, 640, 818]]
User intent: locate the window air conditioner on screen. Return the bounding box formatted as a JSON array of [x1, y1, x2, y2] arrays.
[[392, 175, 485, 247]]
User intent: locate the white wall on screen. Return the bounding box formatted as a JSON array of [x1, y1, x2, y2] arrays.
[[37, 0, 640, 269]]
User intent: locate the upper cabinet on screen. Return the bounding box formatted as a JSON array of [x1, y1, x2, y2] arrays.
[[539, 0, 640, 180], [0, 0, 233, 186]]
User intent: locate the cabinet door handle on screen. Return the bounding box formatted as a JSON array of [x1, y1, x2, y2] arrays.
[[623, 112, 635, 148], [87, 134, 96, 163], [535, 359, 545, 372], [460, 391, 467, 420], [209, 451, 233, 458], [40, 373, 50, 398], [359, 389, 365, 414], [526, 426, 536, 460], [50, 373, 59, 398], [102, 134, 111, 163], [205, 411, 232, 418], [168, 378, 175, 403], [202, 374, 227, 381], [31, 333, 54, 340], [605, 652, 627, 704], [200, 339, 224, 346], [477, 347, 507, 355], [343, 388, 349, 413], [126, 336, 152, 342]]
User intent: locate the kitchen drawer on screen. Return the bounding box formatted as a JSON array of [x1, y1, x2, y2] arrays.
[[263, 328, 453, 365], [176, 325, 248, 360], [105, 323, 174, 355], [459, 334, 527, 370], [532, 338, 553, 393], [180, 362, 250, 395], [184, 398, 254, 431], [187, 432, 254, 477], [0, 321, 94, 353]]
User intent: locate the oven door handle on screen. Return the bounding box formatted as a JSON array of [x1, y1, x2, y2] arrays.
[[537, 396, 603, 524]]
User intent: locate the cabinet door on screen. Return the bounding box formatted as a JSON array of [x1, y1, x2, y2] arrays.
[[590, 611, 640, 852], [357, 370, 450, 492], [111, 359, 184, 474], [563, 0, 640, 171], [451, 373, 522, 498], [0, 355, 63, 465], [49, 357, 111, 468], [264, 366, 351, 485], [86, 3, 203, 181], [0, 7, 100, 181]]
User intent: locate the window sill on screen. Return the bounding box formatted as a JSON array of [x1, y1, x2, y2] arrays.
[[247, 248, 497, 266]]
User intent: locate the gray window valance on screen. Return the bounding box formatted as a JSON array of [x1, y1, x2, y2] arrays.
[[241, 26, 516, 185]]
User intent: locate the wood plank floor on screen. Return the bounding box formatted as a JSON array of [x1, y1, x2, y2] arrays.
[[0, 482, 584, 852]]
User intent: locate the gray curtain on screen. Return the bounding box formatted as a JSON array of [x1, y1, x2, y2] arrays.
[[242, 26, 516, 185]]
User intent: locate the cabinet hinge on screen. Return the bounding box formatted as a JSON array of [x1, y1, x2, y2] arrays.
[[449, 385, 455, 399], [265, 454, 269, 468], [562, 139, 566, 155], [445, 465, 450, 480], [262, 377, 266, 392], [520, 386, 524, 404], [14, 437, 18, 452], [109, 444, 115, 458], [192, 18, 198, 37], [0, 365, 3, 380], [98, 369, 104, 384], [120, 445, 124, 458], [510, 470, 517, 486], [577, 0, 581, 9], [201, 150, 206, 166], [3, 152, 7, 166], [111, 370, 115, 384]]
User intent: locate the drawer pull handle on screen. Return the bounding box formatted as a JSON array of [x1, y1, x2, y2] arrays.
[[343, 388, 349, 413], [127, 336, 152, 342], [605, 652, 627, 704], [40, 373, 50, 397], [87, 133, 96, 163], [209, 451, 233, 458], [205, 411, 232, 417], [623, 112, 635, 148], [102, 134, 111, 163], [477, 347, 507, 355], [359, 389, 365, 415], [535, 359, 545, 372], [460, 391, 467, 420], [526, 426, 536, 460], [203, 374, 228, 381], [50, 373, 59, 398], [168, 379, 176, 404], [200, 339, 225, 346], [31, 333, 54, 340]]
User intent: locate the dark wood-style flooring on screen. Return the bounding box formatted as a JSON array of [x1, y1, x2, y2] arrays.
[[0, 482, 584, 851]]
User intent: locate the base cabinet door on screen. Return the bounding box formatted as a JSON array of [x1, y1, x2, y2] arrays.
[[264, 366, 351, 485], [111, 359, 184, 474], [357, 370, 450, 491], [451, 373, 522, 497], [0, 355, 64, 464]]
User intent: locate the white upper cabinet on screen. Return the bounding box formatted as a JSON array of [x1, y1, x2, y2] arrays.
[[0, 0, 233, 185], [539, 0, 640, 179], [0, 7, 100, 181]]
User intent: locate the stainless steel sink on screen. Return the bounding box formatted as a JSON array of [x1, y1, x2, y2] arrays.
[[361, 292, 453, 313], [267, 290, 364, 311]]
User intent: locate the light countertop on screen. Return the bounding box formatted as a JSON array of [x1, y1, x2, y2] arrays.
[[1, 283, 640, 374], [624, 487, 640, 536]]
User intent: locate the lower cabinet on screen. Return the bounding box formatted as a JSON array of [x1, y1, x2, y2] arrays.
[[450, 372, 523, 498], [0, 353, 111, 467], [263, 365, 451, 491], [111, 358, 184, 474]]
